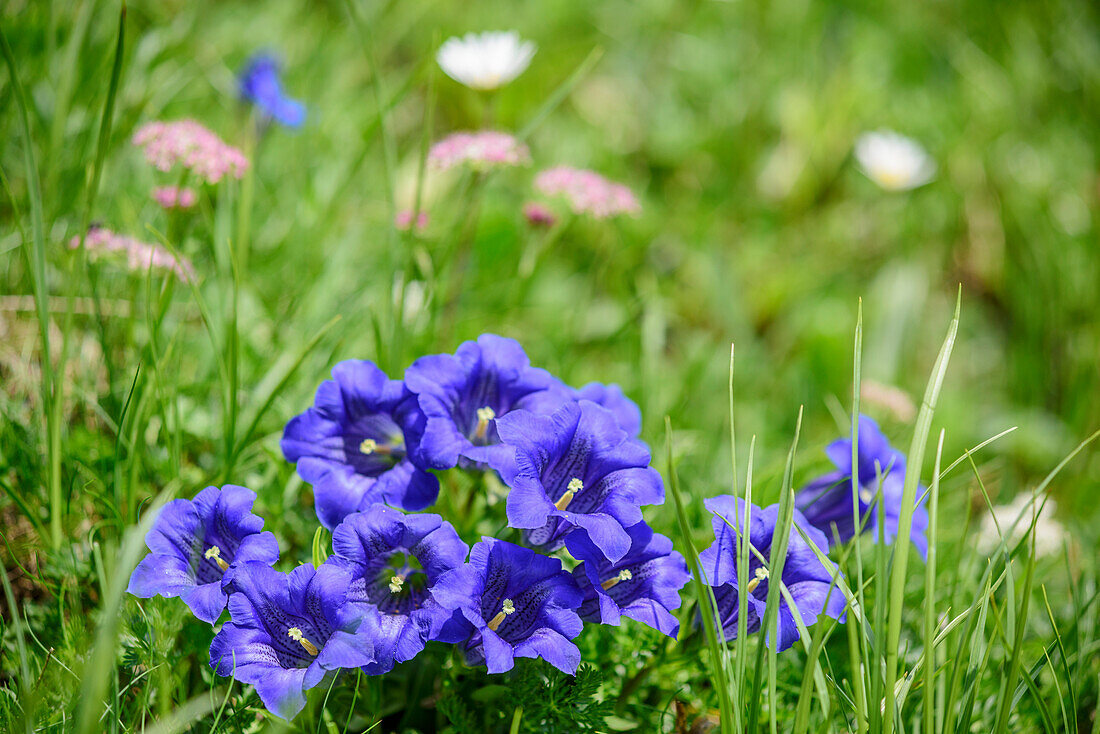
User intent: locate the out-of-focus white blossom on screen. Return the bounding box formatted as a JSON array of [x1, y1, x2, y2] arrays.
[[854, 130, 935, 191], [976, 492, 1067, 558], [437, 31, 536, 90]]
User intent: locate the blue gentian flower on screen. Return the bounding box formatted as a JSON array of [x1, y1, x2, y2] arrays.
[[432, 537, 584, 674], [575, 382, 642, 439], [493, 400, 664, 562], [238, 54, 305, 128], [281, 360, 440, 529], [794, 415, 929, 559], [330, 505, 468, 674], [209, 561, 379, 720], [404, 334, 567, 471], [127, 485, 279, 624], [699, 496, 846, 652], [567, 522, 689, 637]]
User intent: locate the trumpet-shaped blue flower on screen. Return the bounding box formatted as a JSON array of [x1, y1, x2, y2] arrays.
[[574, 382, 642, 439], [281, 360, 439, 529], [239, 54, 306, 128], [700, 496, 846, 652], [567, 522, 689, 637], [404, 334, 567, 470], [330, 506, 468, 674], [432, 537, 583, 674], [209, 561, 379, 720], [494, 400, 664, 562], [127, 485, 279, 624], [794, 415, 929, 559]]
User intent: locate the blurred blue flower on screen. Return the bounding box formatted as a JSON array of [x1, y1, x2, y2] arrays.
[[330, 506, 468, 674], [574, 382, 643, 440], [127, 485, 279, 624], [281, 360, 439, 529], [431, 537, 583, 674], [209, 561, 379, 720], [794, 415, 929, 559], [238, 53, 305, 128], [699, 496, 846, 652], [404, 334, 567, 471], [494, 400, 664, 562], [567, 522, 689, 637]]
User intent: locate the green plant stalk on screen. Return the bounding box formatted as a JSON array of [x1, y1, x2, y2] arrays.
[[882, 290, 959, 734], [848, 298, 869, 733], [993, 513, 1037, 733], [74, 490, 172, 734], [747, 406, 802, 733], [1, 23, 59, 547], [664, 417, 735, 734], [922, 430, 944, 734]]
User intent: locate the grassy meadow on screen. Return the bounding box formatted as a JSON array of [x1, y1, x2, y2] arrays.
[[2, 0, 1099, 731]]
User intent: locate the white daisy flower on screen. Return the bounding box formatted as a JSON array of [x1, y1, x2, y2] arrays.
[[854, 130, 936, 191], [976, 492, 1067, 558], [436, 31, 536, 91]]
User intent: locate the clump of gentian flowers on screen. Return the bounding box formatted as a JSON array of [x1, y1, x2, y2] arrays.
[[129, 334, 689, 719], [128, 333, 925, 720]]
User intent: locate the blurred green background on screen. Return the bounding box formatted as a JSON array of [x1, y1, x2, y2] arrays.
[[2, 0, 1099, 577]]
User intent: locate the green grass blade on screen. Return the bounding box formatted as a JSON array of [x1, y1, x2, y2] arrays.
[[664, 417, 734, 734], [74, 490, 171, 734], [922, 430, 944, 733], [882, 289, 960, 734], [1, 21, 58, 548], [748, 406, 802, 733]]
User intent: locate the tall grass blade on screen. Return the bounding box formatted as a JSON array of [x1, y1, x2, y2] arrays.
[[74, 491, 171, 734], [747, 406, 802, 733], [664, 417, 734, 734], [922, 430, 944, 733], [1, 22, 58, 547], [882, 289, 960, 734]]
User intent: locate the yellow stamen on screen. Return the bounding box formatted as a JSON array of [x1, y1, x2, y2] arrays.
[[746, 567, 769, 594], [859, 488, 874, 505], [487, 598, 515, 631], [360, 438, 392, 456], [555, 477, 583, 512], [287, 627, 318, 656], [204, 546, 230, 572], [474, 406, 496, 440], [389, 575, 405, 594], [601, 568, 633, 590]]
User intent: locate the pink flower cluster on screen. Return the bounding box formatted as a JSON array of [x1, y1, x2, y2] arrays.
[[395, 210, 429, 231], [133, 120, 248, 184], [152, 185, 198, 210], [534, 166, 640, 219], [522, 201, 557, 228], [69, 227, 196, 282], [429, 131, 530, 170]]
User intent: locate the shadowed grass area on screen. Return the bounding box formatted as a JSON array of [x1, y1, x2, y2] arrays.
[[2, 0, 1099, 731]]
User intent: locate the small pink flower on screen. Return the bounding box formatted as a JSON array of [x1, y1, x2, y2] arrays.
[[429, 131, 530, 170], [133, 120, 249, 184], [522, 201, 557, 228], [533, 166, 640, 219], [395, 209, 429, 231], [69, 227, 195, 282], [152, 186, 198, 210]]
